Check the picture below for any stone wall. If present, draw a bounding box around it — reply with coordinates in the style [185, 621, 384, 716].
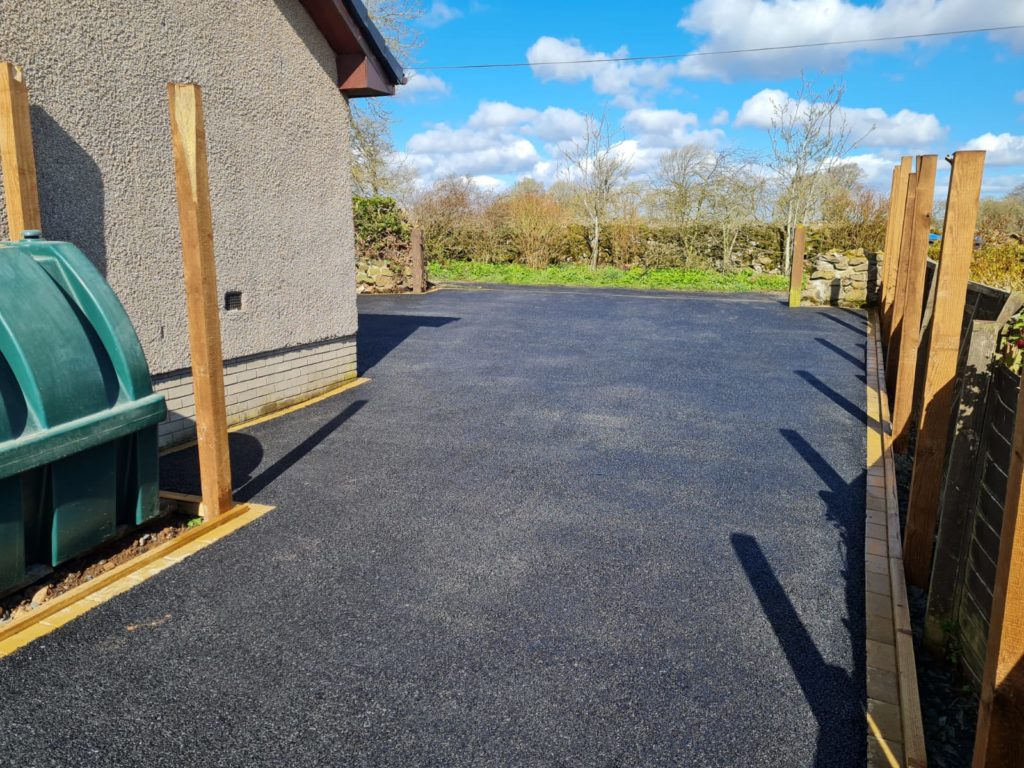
[802, 249, 882, 307]
[356, 257, 420, 294]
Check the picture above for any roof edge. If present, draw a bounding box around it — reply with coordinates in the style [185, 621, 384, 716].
[341, 0, 406, 86]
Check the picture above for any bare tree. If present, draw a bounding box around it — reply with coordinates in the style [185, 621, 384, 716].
[706, 159, 768, 269]
[560, 113, 632, 269]
[351, 0, 423, 198]
[656, 146, 765, 268]
[351, 105, 416, 201]
[657, 145, 728, 265]
[767, 74, 863, 275]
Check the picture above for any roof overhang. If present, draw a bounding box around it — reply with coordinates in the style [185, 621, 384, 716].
[299, 0, 406, 97]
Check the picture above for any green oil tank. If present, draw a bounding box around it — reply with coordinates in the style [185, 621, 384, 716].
[0, 232, 166, 593]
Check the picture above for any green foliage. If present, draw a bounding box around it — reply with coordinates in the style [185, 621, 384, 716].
[429, 261, 789, 293]
[969, 239, 1024, 292]
[418, 218, 872, 271]
[352, 196, 410, 262]
[186, 517, 204, 529]
[997, 311, 1024, 374]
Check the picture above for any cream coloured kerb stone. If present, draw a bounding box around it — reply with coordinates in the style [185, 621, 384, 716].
[153, 337, 357, 448]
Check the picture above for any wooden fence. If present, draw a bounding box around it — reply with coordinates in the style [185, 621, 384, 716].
[876, 152, 1024, 767]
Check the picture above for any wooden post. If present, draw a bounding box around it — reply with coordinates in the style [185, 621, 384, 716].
[974, 347, 1024, 763]
[411, 227, 425, 293]
[167, 83, 233, 519]
[891, 155, 938, 453]
[787, 225, 805, 308]
[886, 170, 919, 393]
[0, 63, 41, 240]
[903, 151, 986, 589]
[879, 165, 900, 325]
[881, 157, 913, 339]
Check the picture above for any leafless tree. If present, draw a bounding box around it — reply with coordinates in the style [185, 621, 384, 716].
[656, 146, 765, 268]
[351, 0, 423, 198]
[560, 113, 632, 269]
[767, 74, 864, 275]
[350, 105, 416, 200]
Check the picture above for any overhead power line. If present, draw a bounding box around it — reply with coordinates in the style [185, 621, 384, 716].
[416, 24, 1024, 71]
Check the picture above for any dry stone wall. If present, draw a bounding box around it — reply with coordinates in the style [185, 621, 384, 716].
[802, 248, 882, 307]
[357, 257, 418, 294]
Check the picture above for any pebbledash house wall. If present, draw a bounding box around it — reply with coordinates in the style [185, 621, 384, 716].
[0, 0, 361, 447]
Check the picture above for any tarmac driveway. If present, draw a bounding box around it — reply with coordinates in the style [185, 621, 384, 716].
[0, 285, 867, 767]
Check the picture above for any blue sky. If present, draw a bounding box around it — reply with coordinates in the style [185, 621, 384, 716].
[386, 0, 1024, 196]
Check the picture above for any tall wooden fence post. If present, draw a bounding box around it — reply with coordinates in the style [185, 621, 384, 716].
[167, 83, 233, 520]
[411, 227, 425, 294]
[881, 157, 913, 339]
[788, 225, 805, 308]
[886, 169, 919, 393]
[891, 155, 938, 452]
[0, 63, 41, 240]
[903, 151, 986, 588]
[974, 344, 1024, 765]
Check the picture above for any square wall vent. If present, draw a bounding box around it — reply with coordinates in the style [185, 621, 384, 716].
[224, 291, 243, 311]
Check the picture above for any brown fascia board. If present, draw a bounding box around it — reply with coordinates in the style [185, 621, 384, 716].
[298, 0, 405, 98]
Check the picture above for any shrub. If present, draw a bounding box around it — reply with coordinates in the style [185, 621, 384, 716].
[353, 196, 410, 261]
[969, 238, 1024, 291]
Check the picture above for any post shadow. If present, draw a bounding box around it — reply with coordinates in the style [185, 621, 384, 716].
[815, 338, 866, 370]
[795, 370, 869, 423]
[819, 313, 868, 335]
[729, 428, 866, 766]
[731, 533, 864, 767]
[159, 400, 366, 502]
[30, 107, 107, 275]
[357, 313, 458, 374]
[236, 400, 366, 501]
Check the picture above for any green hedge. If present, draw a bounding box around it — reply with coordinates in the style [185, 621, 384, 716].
[354, 196, 885, 270]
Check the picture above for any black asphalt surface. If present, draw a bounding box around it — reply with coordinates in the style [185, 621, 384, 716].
[0, 285, 868, 767]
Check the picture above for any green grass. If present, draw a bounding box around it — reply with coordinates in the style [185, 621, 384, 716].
[429, 261, 789, 294]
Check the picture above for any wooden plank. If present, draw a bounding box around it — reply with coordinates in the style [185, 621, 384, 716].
[411, 227, 425, 293]
[903, 151, 986, 589]
[788, 224, 806, 308]
[892, 155, 938, 453]
[881, 157, 913, 340]
[0, 62, 41, 240]
[886, 170, 919, 394]
[871, 312, 928, 768]
[879, 165, 900, 332]
[167, 83, 233, 520]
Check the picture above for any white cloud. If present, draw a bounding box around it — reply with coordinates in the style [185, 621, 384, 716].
[622, 108, 723, 149]
[526, 36, 676, 108]
[470, 175, 506, 192]
[735, 88, 945, 147]
[405, 123, 540, 179]
[466, 101, 588, 142]
[1015, 90, 1024, 104]
[421, 0, 462, 28]
[711, 108, 730, 126]
[395, 70, 451, 101]
[678, 0, 1024, 80]
[963, 132, 1024, 166]
[840, 152, 905, 189]
[405, 101, 726, 185]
